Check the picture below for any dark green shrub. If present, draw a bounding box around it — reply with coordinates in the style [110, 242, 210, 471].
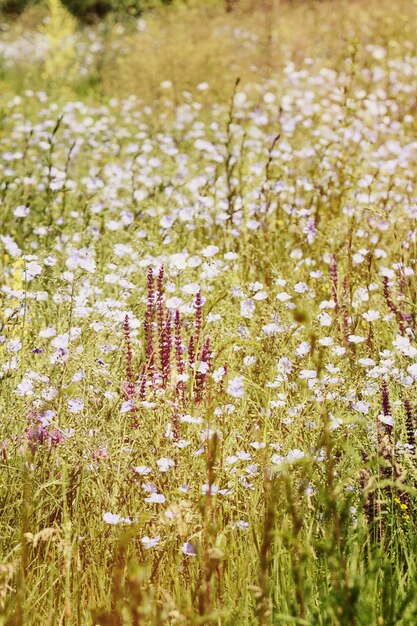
[0, 0, 173, 19]
[60, 0, 113, 21]
[0, 0, 31, 16]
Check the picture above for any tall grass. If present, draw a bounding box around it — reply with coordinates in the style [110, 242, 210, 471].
[1, 0, 417, 624]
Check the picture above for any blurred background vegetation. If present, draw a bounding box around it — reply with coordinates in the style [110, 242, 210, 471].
[0, 0, 351, 22]
[1, 0, 414, 107]
[0, 0, 171, 21]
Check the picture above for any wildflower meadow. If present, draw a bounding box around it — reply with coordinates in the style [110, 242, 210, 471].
[2, 0, 417, 624]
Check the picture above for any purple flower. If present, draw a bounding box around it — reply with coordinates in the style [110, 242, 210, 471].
[181, 541, 197, 557]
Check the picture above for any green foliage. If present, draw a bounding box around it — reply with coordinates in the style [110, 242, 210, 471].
[60, 0, 143, 21]
[0, 0, 174, 20]
[0, 0, 32, 16]
[1, 0, 417, 624]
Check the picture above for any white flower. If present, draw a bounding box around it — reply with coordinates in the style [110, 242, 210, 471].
[120, 400, 136, 413]
[202, 245, 219, 257]
[250, 442, 266, 450]
[145, 493, 166, 504]
[207, 313, 221, 323]
[240, 299, 255, 319]
[50, 348, 69, 364]
[393, 335, 417, 357]
[295, 342, 311, 357]
[234, 520, 250, 530]
[133, 465, 152, 475]
[16, 379, 33, 396]
[356, 288, 370, 303]
[294, 282, 308, 293]
[319, 337, 334, 346]
[0, 235, 21, 257]
[66, 248, 96, 273]
[68, 398, 84, 414]
[165, 297, 183, 309]
[201, 484, 219, 495]
[50, 178, 64, 191]
[379, 413, 394, 427]
[52, 334, 69, 349]
[14, 205, 30, 218]
[407, 363, 417, 378]
[103, 512, 121, 525]
[253, 291, 268, 301]
[141, 535, 160, 549]
[160, 215, 175, 229]
[380, 267, 395, 279]
[286, 449, 306, 463]
[157, 457, 175, 473]
[352, 401, 370, 414]
[227, 376, 244, 398]
[39, 327, 56, 338]
[363, 310, 380, 322]
[181, 542, 197, 556]
[181, 414, 204, 424]
[262, 323, 283, 335]
[39, 410, 55, 426]
[234, 91, 247, 106]
[182, 283, 200, 295]
[358, 358, 375, 367]
[277, 357, 292, 373]
[24, 261, 42, 281]
[6, 339, 21, 353]
[318, 312, 332, 326]
[348, 335, 365, 344]
[212, 366, 225, 382]
[299, 369, 317, 379]
[197, 361, 210, 374]
[276, 292, 292, 302]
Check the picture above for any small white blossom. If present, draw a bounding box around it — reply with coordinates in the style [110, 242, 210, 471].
[227, 376, 244, 398]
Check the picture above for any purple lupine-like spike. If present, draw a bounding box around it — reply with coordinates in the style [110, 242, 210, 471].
[174, 309, 187, 405]
[404, 399, 415, 449]
[122, 315, 140, 424]
[123, 314, 134, 383]
[174, 309, 185, 375]
[330, 253, 339, 314]
[194, 290, 203, 342]
[380, 380, 393, 436]
[122, 314, 138, 405]
[122, 380, 136, 400]
[342, 275, 350, 342]
[161, 309, 173, 387]
[188, 334, 196, 368]
[194, 337, 212, 403]
[139, 371, 147, 401]
[157, 265, 164, 297]
[144, 267, 155, 369]
[144, 270, 156, 381]
[156, 267, 166, 372]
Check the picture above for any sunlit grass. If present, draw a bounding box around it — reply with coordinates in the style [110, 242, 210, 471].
[1, 1, 417, 624]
